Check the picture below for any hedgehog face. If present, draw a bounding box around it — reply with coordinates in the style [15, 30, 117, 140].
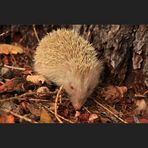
[64, 66, 100, 110]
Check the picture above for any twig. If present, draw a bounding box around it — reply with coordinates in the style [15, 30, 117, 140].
[27, 98, 50, 102]
[54, 85, 63, 123]
[83, 106, 91, 113]
[4, 64, 26, 71]
[134, 94, 146, 98]
[0, 108, 38, 123]
[0, 30, 9, 37]
[134, 90, 148, 98]
[94, 99, 128, 124]
[59, 95, 62, 104]
[133, 115, 140, 123]
[143, 90, 148, 95]
[33, 24, 40, 42]
[0, 92, 36, 102]
[43, 106, 74, 123]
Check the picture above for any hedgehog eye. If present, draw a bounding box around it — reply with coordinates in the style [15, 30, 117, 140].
[70, 85, 74, 90]
[87, 87, 91, 92]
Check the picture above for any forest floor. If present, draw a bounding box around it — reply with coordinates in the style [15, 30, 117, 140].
[0, 25, 147, 124]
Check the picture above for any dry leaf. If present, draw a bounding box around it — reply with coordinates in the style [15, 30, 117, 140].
[134, 99, 148, 115]
[75, 111, 81, 118]
[78, 113, 90, 123]
[0, 77, 24, 93]
[139, 118, 148, 123]
[100, 117, 111, 123]
[2, 56, 9, 65]
[22, 67, 33, 75]
[63, 109, 69, 117]
[21, 102, 41, 117]
[88, 114, 98, 123]
[49, 103, 57, 111]
[0, 67, 10, 76]
[26, 75, 47, 85]
[0, 44, 23, 54]
[37, 86, 50, 97]
[0, 114, 15, 123]
[124, 117, 134, 123]
[101, 85, 127, 102]
[39, 108, 53, 123]
[21, 102, 28, 111]
[125, 116, 148, 123]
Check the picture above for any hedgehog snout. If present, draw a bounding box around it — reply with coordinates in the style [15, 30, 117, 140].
[70, 95, 87, 110]
[72, 103, 82, 110]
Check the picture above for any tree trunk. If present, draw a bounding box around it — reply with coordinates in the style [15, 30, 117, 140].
[71, 25, 148, 93]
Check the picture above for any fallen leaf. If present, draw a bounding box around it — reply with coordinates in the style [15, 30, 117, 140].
[63, 109, 69, 117]
[100, 117, 111, 123]
[116, 86, 128, 97]
[1, 102, 17, 111]
[21, 102, 28, 111]
[134, 99, 148, 115]
[0, 77, 25, 93]
[39, 108, 53, 123]
[78, 113, 90, 123]
[22, 67, 33, 75]
[0, 44, 24, 54]
[21, 102, 41, 117]
[139, 118, 148, 123]
[37, 86, 50, 97]
[13, 32, 23, 43]
[26, 75, 47, 85]
[101, 85, 127, 102]
[27, 103, 41, 117]
[49, 103, 56, 111]
[124, 117, 134, 123]
[75, 111, 81, 118]
[2, 56, 9, 65]
[0, 114, 15, 123]
[88, 114, 98, 123]
[0, 67, 10, 76]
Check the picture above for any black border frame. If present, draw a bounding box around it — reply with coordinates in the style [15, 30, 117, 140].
[0, 0, 148, 147]
[0, 124, 148, 147]
[0, 0, 148, 24]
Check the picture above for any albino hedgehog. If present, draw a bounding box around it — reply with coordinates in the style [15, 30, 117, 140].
[34, 28, 103, 110]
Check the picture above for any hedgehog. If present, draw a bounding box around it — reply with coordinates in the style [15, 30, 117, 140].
[34, 28, 103, 110]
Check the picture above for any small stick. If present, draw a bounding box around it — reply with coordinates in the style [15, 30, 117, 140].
[133, 115, 140, 123]
[33, 24, 40, 42]
[0, 30, 9, 37]
[59, 94, 62, 104]
[83, 106, 91, 113]
[143, 90, 148, 95]
[44, 106, 74, 123]
[1, 97, 49, 102]
[94, 99, 128, 124]
[27, 98, 50, 102]
[0, 92, 36, 102]
[133, 90, 148, 98]
[0, 108, 38, 123]
[4, 64, 25, 71]
[54, 85, 63, 123]
[134, 94, 146, 98]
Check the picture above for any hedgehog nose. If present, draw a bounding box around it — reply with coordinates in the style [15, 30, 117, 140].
[73, 104, 82, 110]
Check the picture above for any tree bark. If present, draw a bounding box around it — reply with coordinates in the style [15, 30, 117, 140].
[72, 25, 148, 93]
